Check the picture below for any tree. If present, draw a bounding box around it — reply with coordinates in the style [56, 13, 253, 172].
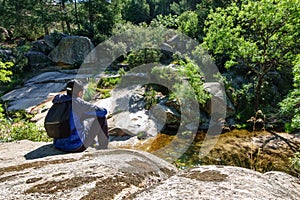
[122, 0, 151, 24]
[195, 0, 233, 42]
[170, 0, 202, 14]
[0, 0, 61, 40]
[204, 0, 300, 113]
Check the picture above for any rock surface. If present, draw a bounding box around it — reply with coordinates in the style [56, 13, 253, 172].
[134, 165, 300, 200]
[0, 140, 176, 200]
[26, 50, 51, 68]
[1, 70, 77, 111]
[48, 36, 95, 65]
[0, 140, 299, 200]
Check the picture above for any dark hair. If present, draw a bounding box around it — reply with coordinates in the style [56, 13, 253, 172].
[66, 80, 84, 95]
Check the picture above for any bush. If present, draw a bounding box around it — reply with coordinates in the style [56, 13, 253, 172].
[0, 119, 51, 142]
[97, 76, 120, 89]
[84, 79, 97, 101]
[151, 59, 210, 107]
[0, 110, 51, 142]
[0, 60, 13, 83]
[126, 48, 162, 69]
[289, 151, 300, 173]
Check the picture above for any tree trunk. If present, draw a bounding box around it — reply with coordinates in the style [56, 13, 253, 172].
[254, 74, 264, 111]
[147, 0, 155, 20]
[74, 0, 80, 30]
[88, 0, 94, 24]
[61, 0, 71, 33]
[60, 2, 65, 32]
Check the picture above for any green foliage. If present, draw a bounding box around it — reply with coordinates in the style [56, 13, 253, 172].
[112, 22, 168, 56]
[151, 59, 210, 107]
[0, 0, 121, 42]
[290, 151, 300, 170]
[0, 1, 56, 40]
[98, 76, 121, 89]
[83, 79, 97, 101]
[177, 11, 199, 39]
[204, 0, 300, 118]
[0, 119, 50, 142]
[0, 45, 30, 94]
[127, 48, 162, 68]
[122, 0, 151, 24]
[11, 45, 30, 73]
[0, 104, 5, 119]
[0, 60, 13, 83]
[174, 60, 210, 106]
[280, 55, 300, 132]
[144, 85, 157, 110]
[0, 109, 51, 142]
[170, 0, 201, 14]
[232, 83, 255, 122]
[150, 14, 178, 29]
[118, 67, 126, 76]
[97, 89, 111, 99]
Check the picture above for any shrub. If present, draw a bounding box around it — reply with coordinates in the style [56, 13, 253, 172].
[97, 76, 120, 89]
[0, 119, 51, 142]
[0, 60, 13, 83]
[126, 48, 162, 69]
[290, 151, 300, 171]
[84, 79, 97, 101]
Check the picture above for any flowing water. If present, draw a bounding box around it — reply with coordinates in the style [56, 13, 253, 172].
[114, 129, 300, 176]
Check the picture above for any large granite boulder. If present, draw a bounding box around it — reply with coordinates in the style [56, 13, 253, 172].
[104, 86, 160, 138]
[203, 82, 235, 117]
[31, 40, 53, 55]
[44, 32, 67, 49]
[48, 36, 95, 65]
[26, 50, 51, 68]
[0, 140, 299, 199]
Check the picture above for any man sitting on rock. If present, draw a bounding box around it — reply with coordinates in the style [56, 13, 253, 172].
[53, 79, 108, 152]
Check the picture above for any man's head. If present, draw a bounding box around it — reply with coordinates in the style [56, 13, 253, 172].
[66, 80, 84, 97]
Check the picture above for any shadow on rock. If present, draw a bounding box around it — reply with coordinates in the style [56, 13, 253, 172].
[24, 144, 66, 160]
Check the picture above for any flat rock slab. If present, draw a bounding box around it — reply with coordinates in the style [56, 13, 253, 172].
[0, 140, 176, 200]
[135, 165, 300, 200]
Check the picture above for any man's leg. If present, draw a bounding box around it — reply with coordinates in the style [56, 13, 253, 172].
[95, 116, 109, 149]
[83, 117, 108, 149]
